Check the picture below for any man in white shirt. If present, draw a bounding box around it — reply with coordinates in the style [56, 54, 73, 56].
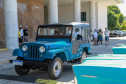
[104, 28, 110, 46]
[74, 28, 79, 40]
[93, 30, 98, 46]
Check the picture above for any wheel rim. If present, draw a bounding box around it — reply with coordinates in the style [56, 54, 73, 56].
[21, 69, 28, 72]
[20, 66, 29, 72]
[53, 61, 61, 77]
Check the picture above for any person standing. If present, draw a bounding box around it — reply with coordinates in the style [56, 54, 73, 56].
[19, 25, 24, 42]
[90, 30, 94, 41]
[93, 30, 98, 46]
[97, 29, 99, 45]
[104, 28, 110, 46]
[23, 26, 29, 42]
[98, 29, 103, 45]
[18, 28, 22, 46]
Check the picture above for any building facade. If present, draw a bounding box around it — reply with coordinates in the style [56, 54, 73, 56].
[0, 0, 124, 49]
[0, 0, 44, 49]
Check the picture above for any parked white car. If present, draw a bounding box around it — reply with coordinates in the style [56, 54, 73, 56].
[117, 31, 124, 37]
[122, 31, 126, 36]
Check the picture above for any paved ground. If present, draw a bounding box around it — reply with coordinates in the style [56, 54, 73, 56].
[0, 36, 126, 84]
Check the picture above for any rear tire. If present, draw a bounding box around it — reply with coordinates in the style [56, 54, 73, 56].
[15, 57, 30, 76]
[48, 57, 63, 80]
[80, 51, 87, 64]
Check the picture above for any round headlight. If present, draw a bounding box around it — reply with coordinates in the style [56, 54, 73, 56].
[22, 45, 28, 52]
[39, 46, 45, 53]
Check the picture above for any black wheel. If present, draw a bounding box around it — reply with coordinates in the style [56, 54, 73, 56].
[80, 51, 87, 64]
[15, 57, 30, 76]
[48, 57, 63, 80]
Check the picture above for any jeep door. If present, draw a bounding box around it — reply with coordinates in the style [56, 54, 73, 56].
[71, 27, 90, 59]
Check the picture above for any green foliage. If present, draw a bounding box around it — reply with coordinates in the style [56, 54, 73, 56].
[122, 21, 126, 30]
[35, 79, 58, 84]
[108, 5, 125, 30]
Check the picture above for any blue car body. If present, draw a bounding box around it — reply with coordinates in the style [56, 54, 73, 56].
[112, 44, 126, 54]
[73, 54, 126, 84]
[13, 39, 91, 62]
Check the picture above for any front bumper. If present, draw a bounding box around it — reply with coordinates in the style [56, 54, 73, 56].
[10, 60, 47, 67]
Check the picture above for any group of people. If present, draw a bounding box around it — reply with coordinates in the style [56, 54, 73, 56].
[93, 28, 110, 46]
[18, 25, 29, 46]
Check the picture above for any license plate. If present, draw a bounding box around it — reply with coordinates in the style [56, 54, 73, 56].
[13, 60, 23, 66]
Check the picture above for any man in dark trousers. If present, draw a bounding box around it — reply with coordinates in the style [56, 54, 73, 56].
[23, 26, 29, 42]
[98, 29, 103, 45]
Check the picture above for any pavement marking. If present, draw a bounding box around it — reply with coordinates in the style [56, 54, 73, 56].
[0, 61, 9, 63]
[0, 48, 8, 51]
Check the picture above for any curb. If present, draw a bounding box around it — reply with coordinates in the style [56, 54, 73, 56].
[0, 61, 9, 63]
[0, 48, 8, 51]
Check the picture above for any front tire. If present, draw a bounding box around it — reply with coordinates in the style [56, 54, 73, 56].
[15, 57, 30, 76]
[80, 51, 87, 64]
[48, 57, 63, 80]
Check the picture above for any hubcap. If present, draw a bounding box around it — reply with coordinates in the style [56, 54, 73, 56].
[53, 61, 61, 77]
[20, 66, 29, 72]
[21, 69, 28, 72]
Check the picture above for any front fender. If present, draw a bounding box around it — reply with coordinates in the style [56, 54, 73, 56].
[12, 49, 23, 57]
[45, 49, 66, 60]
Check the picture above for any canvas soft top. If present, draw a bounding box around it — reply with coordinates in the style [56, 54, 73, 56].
[38, 22, 90, 28]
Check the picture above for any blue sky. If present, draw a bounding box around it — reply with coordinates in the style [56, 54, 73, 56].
[117, 0, 126, 16]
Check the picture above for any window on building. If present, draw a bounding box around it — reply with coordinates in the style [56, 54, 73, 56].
[81, 12, 86, 21]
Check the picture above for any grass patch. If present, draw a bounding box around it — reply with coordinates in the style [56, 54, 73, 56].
[35, 79, 58, 84]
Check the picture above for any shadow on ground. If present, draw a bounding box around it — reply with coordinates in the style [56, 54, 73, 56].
[0, 63, 74, 83]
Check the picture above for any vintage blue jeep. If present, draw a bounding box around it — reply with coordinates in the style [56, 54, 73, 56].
[10, 22, 91, 79]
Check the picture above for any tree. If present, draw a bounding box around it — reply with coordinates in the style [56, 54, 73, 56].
[122, 21, 126, 30]
[108, 5, 125, 30]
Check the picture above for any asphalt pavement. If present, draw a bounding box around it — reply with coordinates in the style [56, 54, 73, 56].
[0, 36, 126, 84]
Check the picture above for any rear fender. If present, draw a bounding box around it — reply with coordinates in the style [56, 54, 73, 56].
[80, 43, 91, 54]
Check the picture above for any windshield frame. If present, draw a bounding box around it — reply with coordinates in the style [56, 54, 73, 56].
[36, 25, 73, 42]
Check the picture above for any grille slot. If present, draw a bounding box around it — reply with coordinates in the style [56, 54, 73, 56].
[28, 45, 39, 60]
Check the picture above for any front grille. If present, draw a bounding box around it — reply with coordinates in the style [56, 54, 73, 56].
[28, 45, 39, 60]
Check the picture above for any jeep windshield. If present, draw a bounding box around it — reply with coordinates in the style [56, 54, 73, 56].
[38, 27, 72, 36]
[36, 27, 72, 41]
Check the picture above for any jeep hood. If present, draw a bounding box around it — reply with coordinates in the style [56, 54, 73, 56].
[23, 41, 70, 50]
